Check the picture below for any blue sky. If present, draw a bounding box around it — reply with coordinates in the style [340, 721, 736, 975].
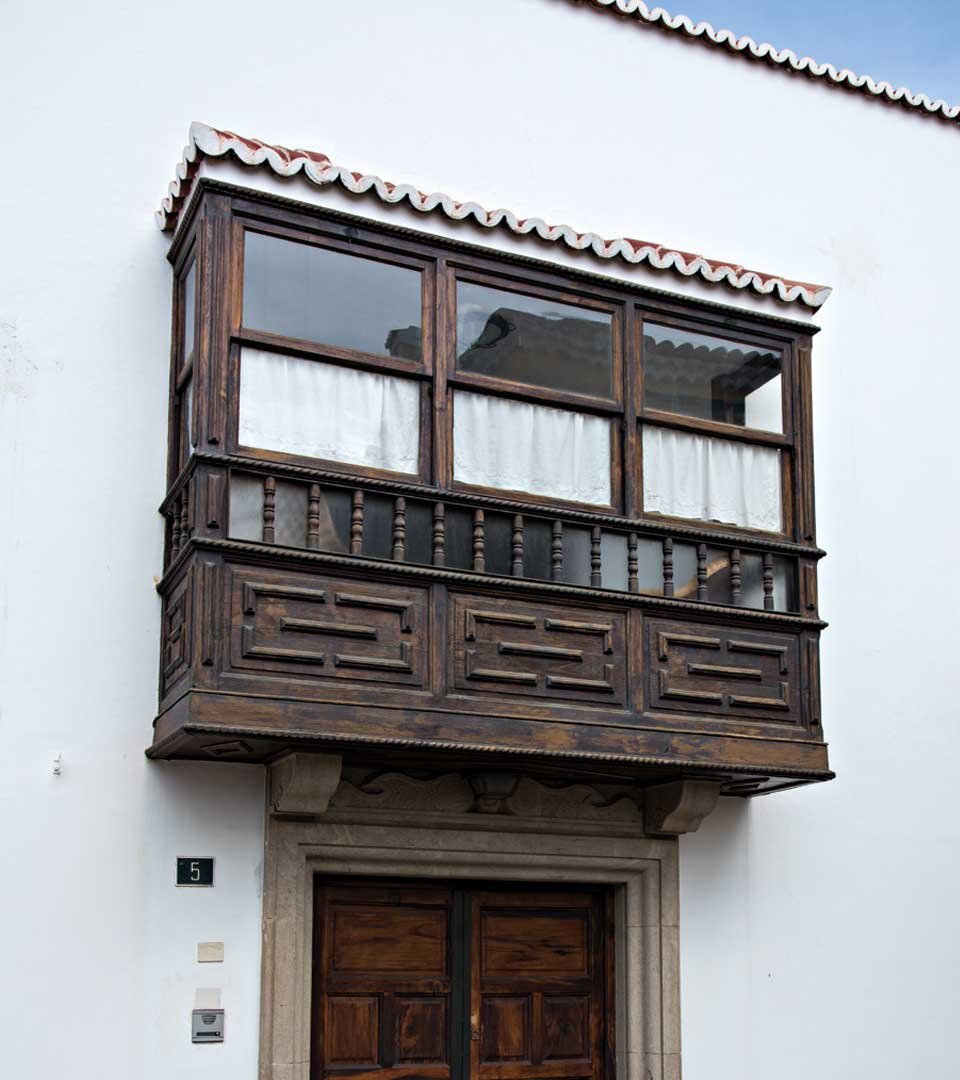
[676, 1, 960, 105]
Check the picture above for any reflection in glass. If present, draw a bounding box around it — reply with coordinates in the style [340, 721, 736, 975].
[600, 532, 628, 592]
[445, 508, 475, 570]
[522, 518, 553, 580]
[274, 482, 308, 548]
[182, 261, 197, 363]
[229, 474, 263, 542]
[643, 323, 783, 433]
[243, 231, 422, 359]
[405, 501, 433, 565]
[361, 494, 394, 560]
[457, 282, 613, 398]
[562, 527, 592, 586]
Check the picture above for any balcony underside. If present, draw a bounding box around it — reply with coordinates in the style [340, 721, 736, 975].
[151, 544, 831, 796]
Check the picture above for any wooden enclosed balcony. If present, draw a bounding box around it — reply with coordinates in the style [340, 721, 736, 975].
[150, 184, 831, 797]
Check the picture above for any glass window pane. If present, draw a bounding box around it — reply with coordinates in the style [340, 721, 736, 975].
[522, 518, 553, 580]
[182, 261, 197, 363]
[229, 474, 264, 542]
[643, 322, 783, 433]
[361, 494, 394, 559]
[239, 348, 420, 475]
[561, 526, 592, 586]
[243, 231, 422, 360]
[457, 282, 613, 398]
[599, 532, 628, 592]
[454, 391, 611, 506]
[642, 426, 782, 532]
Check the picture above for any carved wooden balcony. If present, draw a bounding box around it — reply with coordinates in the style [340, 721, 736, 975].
[150, 185, 831, 797]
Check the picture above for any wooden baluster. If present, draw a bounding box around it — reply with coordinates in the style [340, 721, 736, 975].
[697, 542, 708, 601]
[763, 551, 775, 610]
[171, 497, 182, 555]
[551, 521, 563, 581]
[350, 490, 364, 554]
[730, 548, 742, 606]
[307, 484, 321, 549]
[512, 515, 524, 577]
[262, 476, 276, 544]
[432, 502, 446, 566]
[662, 537, 674, 597]
[590, 526, 602, 587]
[627, 532, 639, 594]
[179, 487, 190, 548]
[473, 509, 485, 572]
[392, 496, 406, 561]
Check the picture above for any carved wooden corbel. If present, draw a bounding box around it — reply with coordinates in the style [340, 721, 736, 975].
[270, 752, 343, 816]
[644, 779, 722, 836]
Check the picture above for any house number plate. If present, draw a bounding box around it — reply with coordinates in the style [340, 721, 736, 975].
[176, 857, 215, 887]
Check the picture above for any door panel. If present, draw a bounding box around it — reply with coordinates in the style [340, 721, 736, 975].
[312, 881, 610, 1080]
[313, 882, 454, 1080]
[471, 891, 606, 1080]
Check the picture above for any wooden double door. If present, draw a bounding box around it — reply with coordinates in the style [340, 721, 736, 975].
[312, 879, 613, 1080]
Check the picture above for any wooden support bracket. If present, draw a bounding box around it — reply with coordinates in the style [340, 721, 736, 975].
[644, 779, 723, 836]
[270, 752, 343, 816]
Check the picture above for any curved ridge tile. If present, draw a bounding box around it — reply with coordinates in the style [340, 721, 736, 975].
[576, 0, 960, 122]
[157, 122, 832, 310]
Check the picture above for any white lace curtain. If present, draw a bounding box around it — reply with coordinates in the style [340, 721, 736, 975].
[642, 425, 782, 532]
[453, 391, 611, 506]
[238, 347, 420, 474]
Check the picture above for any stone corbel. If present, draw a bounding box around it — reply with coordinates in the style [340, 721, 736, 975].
[644, 779, 722, 836]
[270, 752, 343, 816]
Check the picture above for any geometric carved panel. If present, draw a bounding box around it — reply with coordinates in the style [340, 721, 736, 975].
[229, 566, 427, 688]
[646, 617, 801, 725]
[160, 567, 191, 696]
[451, 593, 626, 706]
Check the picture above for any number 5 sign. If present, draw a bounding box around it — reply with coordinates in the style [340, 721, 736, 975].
[176, 857, 215, 887]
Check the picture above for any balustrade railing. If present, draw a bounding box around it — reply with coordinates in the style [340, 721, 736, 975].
[168, 465, 801, 613]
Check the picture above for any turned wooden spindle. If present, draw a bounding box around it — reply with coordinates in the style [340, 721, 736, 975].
[432, 502, 446, 566]
[627, 532, 639, 594]
[473, 509, 486, 572]
[662, 536, 674, 597]
[262, 476, 276, 544]
[590, 526, 602, 588]
[178, 487, 190, 550]
[763, 551, 775, 610]
[696, 543, 708, 601]
[730, 548, 742, 606]
[551, 521, 563, 581]
[512, 515, 524, 577]
[350, 490, 364, 554]
[307, 484, 321, 549]
[392, 496, 406, 561]
[171, 499, 182, 555]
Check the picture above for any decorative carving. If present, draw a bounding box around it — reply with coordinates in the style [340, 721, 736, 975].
[648, 618, 800, 723]
[644, 779, 722, 835]
[271, 752, 343, 815]
[233, 570, 426, 686]
[161, 568, 191, 693]
[454, 596, 625, 704]
[329, 770, 644, 824]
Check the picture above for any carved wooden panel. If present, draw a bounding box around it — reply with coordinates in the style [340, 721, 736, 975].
[229, 567, 427, 687]
[161, 568, 192, 696]
[451, 594, 626, 705]
[646, 617, 802, 724]
[314, 882, 452, 1080]
[471, 889, 606, 1080]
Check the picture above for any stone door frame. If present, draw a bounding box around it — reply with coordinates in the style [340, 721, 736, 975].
[259, 759, 682, 1080]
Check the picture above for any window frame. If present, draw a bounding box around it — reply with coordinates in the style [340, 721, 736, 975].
[171, 192, 815, 547]
[635, 308, 798, 540]
[227, 216, 437, 485]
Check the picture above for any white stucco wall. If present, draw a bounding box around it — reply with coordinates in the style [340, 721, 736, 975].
[2, 1, 958, 1077]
